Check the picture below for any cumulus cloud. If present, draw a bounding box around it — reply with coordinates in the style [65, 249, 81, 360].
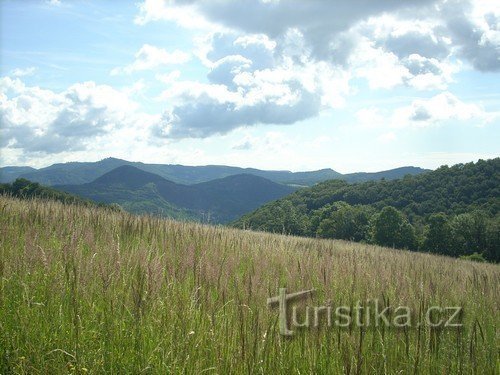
[111, 44, 190, 75]
[394, 92, 496, 126]
[135, 0, 218, 29]
[354, 92, 497, 130]
[0, 77, 143, 154]
[137, 0, 498, 73]
[130, 1, 500, 139]
[153, 74, 323, 138]
[150, 27, 351, 138]
[136, 0, 434, 48]
[442, 0, 500, 71]
[207, 55, 253, 87]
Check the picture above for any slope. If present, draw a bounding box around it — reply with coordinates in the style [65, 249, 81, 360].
[233, 158, 500, 260]
[1, 195, 498, 373]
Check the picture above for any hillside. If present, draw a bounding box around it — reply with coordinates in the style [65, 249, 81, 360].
[0, 166, 36, 182]
[0, 178, 112, 209]
[0, 157, 428, 186]
[1, 196, 498, 373]
[56, 165, 296, 223]
[234, 158, 500, 261]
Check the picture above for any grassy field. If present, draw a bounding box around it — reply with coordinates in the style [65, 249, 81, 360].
[0, 196, 498, 374]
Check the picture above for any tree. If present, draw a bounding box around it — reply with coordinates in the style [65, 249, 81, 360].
[423, 213, 451, 255]
[449, 212, 487, 257]
[372, 206, 416, 250]
[316, 202, 372, 242]
[11, 178, 32, 195]
[484, 218, 499, 263]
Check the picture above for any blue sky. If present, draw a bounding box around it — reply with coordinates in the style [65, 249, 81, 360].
[1, 0, 499, 172]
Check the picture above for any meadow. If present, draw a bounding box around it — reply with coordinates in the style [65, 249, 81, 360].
[0, 196, 498, 374]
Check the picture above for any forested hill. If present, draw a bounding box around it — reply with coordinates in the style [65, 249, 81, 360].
[56, 165, 296, 223]
[0, 178, 114, 209]
[233, 158, 500, 262]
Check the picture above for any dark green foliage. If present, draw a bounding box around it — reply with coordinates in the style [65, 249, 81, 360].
[449, 212, 488, 257]
[234, 158, 500, 261]
[372, 207, 416, 250]
[484, 219, 500, 262]
[314, 202, 373, 242]
[423, 213, 451, 254]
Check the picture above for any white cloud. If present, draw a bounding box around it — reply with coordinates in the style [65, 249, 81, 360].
[150, 27, 352, 139]
[133, 0, 498, 139]
[153, 73, 322, 138]
[207, 55, 253, 87]
[111, 44, 190, 75]
[0, 77, 150, 154]
[134, 0, 220, 30]
[403, 54, 458, 90]
[155, 70, 181, 84]
[394, 92, 496, 127]
[352, 39, 411, 89]
[10, 67, 37, 77]
[354, 92, 497, 131]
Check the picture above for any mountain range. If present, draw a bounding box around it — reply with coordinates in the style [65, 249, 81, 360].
[55, 165, 296, 223]
[0, 157, 428, 186]
[1, 158, 430, 223]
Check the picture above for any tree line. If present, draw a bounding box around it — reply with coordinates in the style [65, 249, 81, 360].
[234, 159, 500, 262]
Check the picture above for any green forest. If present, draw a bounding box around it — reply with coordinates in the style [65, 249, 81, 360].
[234, 159, 500, 262]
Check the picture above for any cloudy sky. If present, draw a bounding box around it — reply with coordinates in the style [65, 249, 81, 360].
[1, 0, 499, 172]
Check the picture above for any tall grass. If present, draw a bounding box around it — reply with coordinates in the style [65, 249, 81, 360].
[0, 196, 498, 373]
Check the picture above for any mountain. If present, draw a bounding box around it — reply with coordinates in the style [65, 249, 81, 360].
[180, 174, 297, 221]
[9, 158, 130, 185]
[3, 157, 428, 186]
[56, 165, 296, 223]
[93, 164, 169, 188]
[233, 158, 500, 261]
[0, 166, 37, 183]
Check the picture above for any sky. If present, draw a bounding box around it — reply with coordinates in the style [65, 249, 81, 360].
[1, 0, 499, 173]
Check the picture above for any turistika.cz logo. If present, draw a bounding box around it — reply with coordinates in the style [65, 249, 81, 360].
[267, 288, 463, 337]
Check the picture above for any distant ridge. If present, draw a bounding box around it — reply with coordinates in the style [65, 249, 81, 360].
[56, 165, 296, 223]
[0, 157, 429, 186]
[343, 166, 428, 183]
